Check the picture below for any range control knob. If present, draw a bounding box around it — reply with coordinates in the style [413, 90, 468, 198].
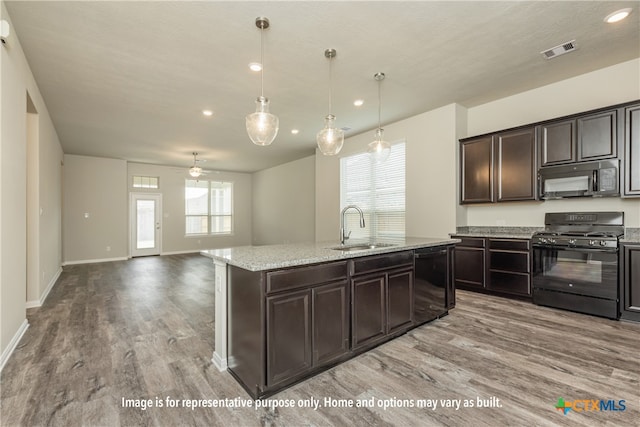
[539, 238, 548, 244]
[549, 238, 557, 244]
[568, 239, 577, 245]
[599, 240, 608, 247]
[589, 240, 597, 246]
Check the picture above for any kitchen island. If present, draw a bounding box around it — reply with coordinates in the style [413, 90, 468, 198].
[204, 237, 459, 398]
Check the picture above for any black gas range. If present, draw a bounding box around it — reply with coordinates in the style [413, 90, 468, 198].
[532, 212, 623, 319]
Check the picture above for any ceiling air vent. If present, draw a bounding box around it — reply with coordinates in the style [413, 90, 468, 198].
[541, 40, 577, 60]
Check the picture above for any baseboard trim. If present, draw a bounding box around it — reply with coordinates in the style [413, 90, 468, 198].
[62, 257, 127, 266]
[25, 267, 63, 309]
[161, 250, 202, 256]
[0, 320, 29, 372]
[212, 351, 228, 372]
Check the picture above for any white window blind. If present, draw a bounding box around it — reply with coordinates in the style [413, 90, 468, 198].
[340, 142, 405, 241]
[185, 180, 233, 235]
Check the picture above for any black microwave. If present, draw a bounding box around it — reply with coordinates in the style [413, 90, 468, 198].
[538, 159, 619, 199]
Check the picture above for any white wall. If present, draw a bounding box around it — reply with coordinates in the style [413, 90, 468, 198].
[316, 104, 462, 241]
[127, 162, 252, 253]
[1, 1, 64, 366]
[63, 155, 128, 263]
[464, 58, 640, 228]
[252, 156, 315, 245]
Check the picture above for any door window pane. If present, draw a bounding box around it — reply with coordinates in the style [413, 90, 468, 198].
[136, 199, 156, 249]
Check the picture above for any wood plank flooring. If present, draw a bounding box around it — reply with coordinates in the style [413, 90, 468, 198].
[1, 254, 638, 426]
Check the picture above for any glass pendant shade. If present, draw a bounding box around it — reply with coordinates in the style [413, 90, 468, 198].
[367, 128, 391, 162]
[189, 165, 202, 178]
[316, 114, 344, 156]
[246, 96, 279, 146]
[246, 17, 278, 146]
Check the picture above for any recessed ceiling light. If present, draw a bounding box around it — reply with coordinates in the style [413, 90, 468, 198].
[353, 99, 364, 107]
[604, 8, 632, 23]
[249, 62, 262, 72]
[291, 129, 299, 135]
[202, 110, 213, 116]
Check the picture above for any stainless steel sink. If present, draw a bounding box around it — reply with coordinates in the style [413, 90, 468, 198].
[330, 242, 396, 251]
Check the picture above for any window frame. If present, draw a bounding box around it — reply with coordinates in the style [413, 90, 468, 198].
[185, 179, 234, 236]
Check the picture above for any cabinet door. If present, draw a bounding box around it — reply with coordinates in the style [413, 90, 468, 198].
[454, 246, 485, 288]
[461, 136, 494, 203]
[624, 104, 640, 197]
[577, 110, 617, 161]
[495, 127, 537, 201]
[621, 245, 640, 321]
[352, 274, 386, 350]
[312, 281, 349, 366]
[266, 290, 311, 387]
[539, 119, 575, 166]
[387, 269, 414, 334]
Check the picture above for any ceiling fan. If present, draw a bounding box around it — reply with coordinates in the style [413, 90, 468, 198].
[189, 152, 204, 178]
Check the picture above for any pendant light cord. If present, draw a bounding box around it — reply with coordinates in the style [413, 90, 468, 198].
[328, 55, 333, 114]
[260, 25, 265, 98]
[377, 78, 382, 130]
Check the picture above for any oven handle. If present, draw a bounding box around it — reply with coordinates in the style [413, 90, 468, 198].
[532, 245, 618, 254]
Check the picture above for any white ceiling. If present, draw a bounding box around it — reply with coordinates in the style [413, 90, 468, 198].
[5, 1, 639, 173]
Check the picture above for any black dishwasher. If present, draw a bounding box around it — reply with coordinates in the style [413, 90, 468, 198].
[414, 246, 452, 325]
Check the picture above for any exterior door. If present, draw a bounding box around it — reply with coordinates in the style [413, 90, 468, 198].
[130, 193, 162, 257]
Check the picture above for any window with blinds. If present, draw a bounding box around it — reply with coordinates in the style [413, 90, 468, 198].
[340, 142, 405, 240]
[185, 180, 233, 235]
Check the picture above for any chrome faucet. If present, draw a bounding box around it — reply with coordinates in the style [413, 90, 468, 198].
[340, 205, 366, 245]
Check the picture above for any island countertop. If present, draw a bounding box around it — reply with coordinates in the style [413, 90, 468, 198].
[202, 236, 459, 271]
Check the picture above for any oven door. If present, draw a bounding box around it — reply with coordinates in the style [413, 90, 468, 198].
[532, 246, 618, 299]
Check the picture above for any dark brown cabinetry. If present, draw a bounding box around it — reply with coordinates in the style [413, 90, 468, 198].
[620, 244, 640, 322]
[495, 128, 538, 201]
[460, 127, 537, 204]
[461, 136, 494, 203]
[539, 109, 618, 167]
[454, 237, 532, 298]
[350, 251, 414, 351]
[487, 239, 531, 297]
[266, 279, 350, 388]
[454, 237, 486, 289]
[624, 104, 640, 197]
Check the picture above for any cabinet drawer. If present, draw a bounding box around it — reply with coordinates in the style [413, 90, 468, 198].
[350, 251, 414, 276]
[489, 251, 530, 273]
[456, 237, 485, 248]
[489, 239, 530, 251]
[266, 261, 348, 294]
[487, 271, 531, 296]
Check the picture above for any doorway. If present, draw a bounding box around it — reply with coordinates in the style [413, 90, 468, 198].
[130, 193, 162, 257]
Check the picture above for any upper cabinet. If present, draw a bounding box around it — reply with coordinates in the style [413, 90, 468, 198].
[460, 127, 536, 204]
[539, 109, 618, 167]
[624, 103, 640, 197]
[495, 128, 537, 202]
[460, 136, 494, 203]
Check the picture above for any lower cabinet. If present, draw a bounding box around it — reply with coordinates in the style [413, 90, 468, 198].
[454, 236, 532, 298]
[228, 247, 451, 398]
[266, 280, 349, 388]
[487, 239, 531, 297]
[351, 251, 414, 351]
[620, 244, 640, 321]
[454, 238, 486, 289]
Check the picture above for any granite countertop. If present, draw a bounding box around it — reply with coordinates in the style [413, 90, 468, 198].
[451, 226, 544, 239]
[202, 237, 459, 271]
[621, 228, 640, 243]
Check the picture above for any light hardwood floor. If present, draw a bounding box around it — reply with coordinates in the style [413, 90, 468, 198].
[1, 254, 638, 426]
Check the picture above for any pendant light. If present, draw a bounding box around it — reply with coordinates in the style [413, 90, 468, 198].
[316, 48, 344, 156]
[367, 72, 391, 162]
[189, 152, 202, 178]
[246, 17, 279, 146]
